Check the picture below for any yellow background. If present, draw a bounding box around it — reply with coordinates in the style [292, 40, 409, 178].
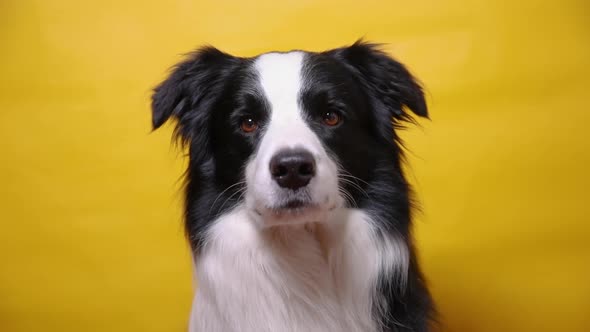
[1, 0, 589, 331]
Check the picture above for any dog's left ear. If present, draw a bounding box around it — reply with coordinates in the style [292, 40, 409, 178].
[328, 40, 428, 125]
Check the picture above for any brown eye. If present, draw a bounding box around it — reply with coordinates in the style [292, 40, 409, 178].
[240, 117, 258, 133]
[322, 111, 341, 126]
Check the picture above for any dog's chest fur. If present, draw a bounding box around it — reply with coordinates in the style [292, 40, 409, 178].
[190, 206, 383, 332]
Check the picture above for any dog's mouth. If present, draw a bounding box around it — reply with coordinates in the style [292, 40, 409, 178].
[253, 197, 323, 222]
[282, 199, 308, 209]
[269, 189, 313, 211]
[249, 187, 336, 225]
[254, 198, 311, 214]
[272, 199, 317, 215]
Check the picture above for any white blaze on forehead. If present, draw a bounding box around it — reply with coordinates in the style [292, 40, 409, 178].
[255, 51, 323, 163]
[254, 51, 304, 115]
[247, 51, 340, 223]
[253, 51, 318, 156]
[254, 51, 314, 152]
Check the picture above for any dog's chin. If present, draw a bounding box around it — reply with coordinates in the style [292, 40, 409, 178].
[250, 199, 334, 228]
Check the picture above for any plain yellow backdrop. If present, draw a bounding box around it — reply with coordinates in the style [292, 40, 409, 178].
[1, 0, 589, 331]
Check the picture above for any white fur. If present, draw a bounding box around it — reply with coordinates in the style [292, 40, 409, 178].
[190, 205, 408, 332]
[245, 52, 340, 227]
[188, 52, 409, 331]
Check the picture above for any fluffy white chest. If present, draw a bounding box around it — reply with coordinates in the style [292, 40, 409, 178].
[189, 206, 388, 332]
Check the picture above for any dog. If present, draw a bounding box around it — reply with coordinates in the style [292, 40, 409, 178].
[151, 40, 434, 332]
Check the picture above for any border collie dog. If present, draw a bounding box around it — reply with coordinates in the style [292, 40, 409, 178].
[151, 41, 434, 332]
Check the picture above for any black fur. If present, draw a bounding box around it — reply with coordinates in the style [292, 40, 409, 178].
[304, 42, 434, 331]
[152, 40, 434, 332]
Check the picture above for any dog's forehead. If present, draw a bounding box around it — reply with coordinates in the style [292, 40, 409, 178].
[253, 52, 305, 112]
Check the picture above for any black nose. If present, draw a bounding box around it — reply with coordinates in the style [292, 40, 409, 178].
[269, 149, 316, 190]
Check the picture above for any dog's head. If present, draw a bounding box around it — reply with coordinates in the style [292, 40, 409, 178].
[152, 41, 427, 230]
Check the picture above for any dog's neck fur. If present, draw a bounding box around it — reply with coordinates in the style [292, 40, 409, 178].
[190, 205, 403, 332]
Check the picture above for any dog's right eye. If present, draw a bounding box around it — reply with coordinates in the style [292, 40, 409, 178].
[240, 117, 258, 133]
[322, 111, 341, 127]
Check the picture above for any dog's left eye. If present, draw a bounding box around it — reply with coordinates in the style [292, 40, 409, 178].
[322, 111, 341, 126]
[240, 117, 258, 133]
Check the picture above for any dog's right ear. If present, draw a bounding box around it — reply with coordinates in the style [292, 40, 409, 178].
[151, 46, 237, 140]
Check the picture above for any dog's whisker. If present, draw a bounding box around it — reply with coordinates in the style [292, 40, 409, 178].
[338, 187, 358, 208]
[208, 181, 247, 217]
[214, 187, 248, 219]
[338, 177, 370, 198]
[338, 172, 370, 186]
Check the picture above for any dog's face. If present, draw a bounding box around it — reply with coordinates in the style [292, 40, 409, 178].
[152, 41, 427, 230]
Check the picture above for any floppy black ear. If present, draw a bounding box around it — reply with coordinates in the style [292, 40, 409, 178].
[328, 40, 428, 122]
[151, 46, 237, 142]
